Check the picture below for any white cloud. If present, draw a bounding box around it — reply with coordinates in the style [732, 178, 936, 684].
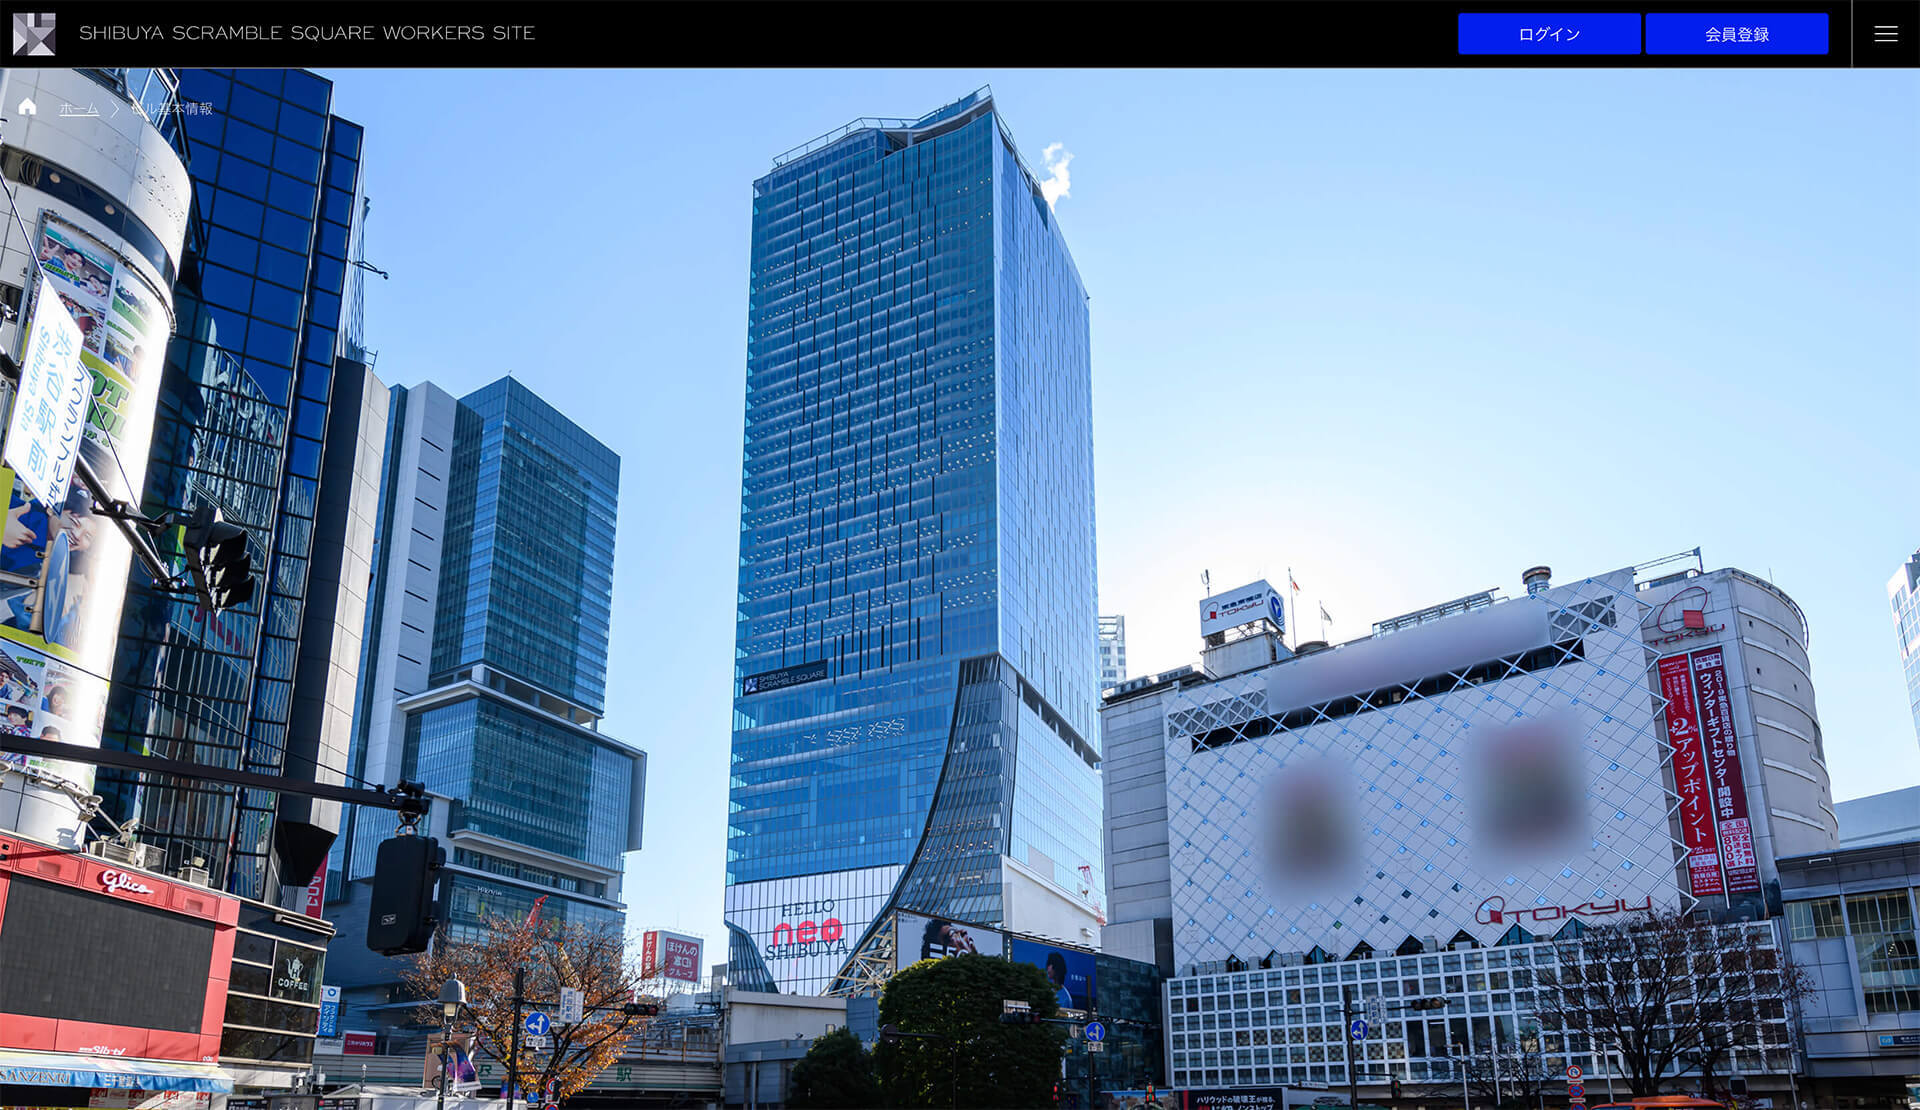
[1039, 142, 1073, 210]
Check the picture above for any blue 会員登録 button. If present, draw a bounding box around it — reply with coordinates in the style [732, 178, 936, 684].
[1458, 13, 1643, 54]
[1644, 13, 1829, 53]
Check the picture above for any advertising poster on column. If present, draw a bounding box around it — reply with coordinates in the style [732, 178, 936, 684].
[1689, 647, 1760, 894]
[1657, 653, 1724, 897]
[895, 910, 1004, 966]
[0, 215, 170, 832]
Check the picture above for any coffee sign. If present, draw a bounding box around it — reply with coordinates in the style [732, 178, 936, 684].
[269, 943, 324, 1004]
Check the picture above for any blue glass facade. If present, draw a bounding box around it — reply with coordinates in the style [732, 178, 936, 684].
[728, 90, 1103, 992]
[433, 378, 618, 713]
[100, 67, 369, 901]
[336, 373, 637, 946]
[404, 697, 632, 872]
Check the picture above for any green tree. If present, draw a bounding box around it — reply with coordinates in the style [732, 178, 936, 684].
[875, 953, 1065, 1109]
[789, 1027, 882, 1110]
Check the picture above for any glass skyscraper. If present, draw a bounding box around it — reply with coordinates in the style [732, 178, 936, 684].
[726, 89, 1104, 995]
[98, 67, 383, 904]
[325, 376, 643, 1035]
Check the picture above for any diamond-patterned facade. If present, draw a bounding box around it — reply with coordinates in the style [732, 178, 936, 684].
[1162, 570, 1688, 971]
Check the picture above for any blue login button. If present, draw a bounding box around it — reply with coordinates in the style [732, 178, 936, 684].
[1645, 13, 1829, 53]
[1458, 12, 1643, 54]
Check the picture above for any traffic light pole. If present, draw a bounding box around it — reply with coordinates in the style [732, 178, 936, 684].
[508, 966, 525, 1110]
[1344, 986, 1360, 1110]
[1087, 1009, 1097, 1110]
[0, 733, 427, 814]
[4, 346, 253, 614]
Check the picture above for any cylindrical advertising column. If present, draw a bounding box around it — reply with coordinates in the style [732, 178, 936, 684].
[0, 68, 190, 846]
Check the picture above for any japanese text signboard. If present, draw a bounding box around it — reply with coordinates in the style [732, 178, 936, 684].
[1658, 654, 1724, 896]
[1690, 647, 1759, 894]
[4, 274, 87, 507]
[640, 930, 703, 983]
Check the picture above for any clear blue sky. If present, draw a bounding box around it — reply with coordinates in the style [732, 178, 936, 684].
[324, 68, 1919, 960]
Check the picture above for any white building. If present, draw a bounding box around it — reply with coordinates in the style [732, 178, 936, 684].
[0, 68, 190, 846]
[1888, 551, 1920, 747]
[1102, 556, 1837, 1093]
[1102, 615, 1129, 691]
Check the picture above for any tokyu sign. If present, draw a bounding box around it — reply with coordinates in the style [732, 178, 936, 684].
[1200, 579, 1283, 638]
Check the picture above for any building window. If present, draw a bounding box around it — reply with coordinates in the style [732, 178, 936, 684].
[1785, 898, 1845, 940]
[1845, 891, 1920, 1014]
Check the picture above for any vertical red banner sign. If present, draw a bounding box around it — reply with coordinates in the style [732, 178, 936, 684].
[1657, 654, 1724, 896]
[303, 866, 326, 918]
[1690, 647, 1759, 893]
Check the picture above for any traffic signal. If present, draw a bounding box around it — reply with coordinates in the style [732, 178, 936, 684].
[1407, 996, 1449, 1011]
[367, 834, 443, 955]
[183, 504, 254, 612]
[1392, 1079, 1404, 1100]
[1000, 1011, 1042, 1024]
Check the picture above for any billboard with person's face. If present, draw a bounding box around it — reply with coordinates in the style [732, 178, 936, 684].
[896, 911, 1004, 966]
[1009, 937, 1095, 1013]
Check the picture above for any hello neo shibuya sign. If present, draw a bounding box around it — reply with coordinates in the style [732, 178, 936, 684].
[763, 900, 847, 961]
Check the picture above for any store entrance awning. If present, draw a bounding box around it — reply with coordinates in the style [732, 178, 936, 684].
[0, 1049, 234, 1092]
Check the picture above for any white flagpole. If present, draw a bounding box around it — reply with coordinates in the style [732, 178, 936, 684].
[1286, 568, 1295, 649]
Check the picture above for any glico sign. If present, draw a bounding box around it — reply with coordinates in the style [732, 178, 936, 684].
[1642, 585, 1724, 647]
[765, 900, 848, 962]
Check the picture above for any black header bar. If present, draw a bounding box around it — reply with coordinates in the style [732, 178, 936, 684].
[3, 0, 1916, 68]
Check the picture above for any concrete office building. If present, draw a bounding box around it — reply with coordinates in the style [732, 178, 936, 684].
[1839, 786, 1920, 850]
[325, 376, 645, 1039]
[1777, 842, 1920, 1108]
[1101, 555, 1838, 1093]
[727, 88, 1104, 997]
[1889, 551, 1920, 748]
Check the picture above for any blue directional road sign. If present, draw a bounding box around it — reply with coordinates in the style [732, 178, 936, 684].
[524, 1011, 551, 1037]
[1084, 1021, 1106, 1043]
[1350, 1018, 1369, 1041]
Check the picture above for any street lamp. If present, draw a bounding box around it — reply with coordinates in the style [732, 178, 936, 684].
[436, 978, 467, 1110]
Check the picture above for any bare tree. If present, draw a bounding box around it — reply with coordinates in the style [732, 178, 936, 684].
[1420, 1042, 1551, 1109]
[1530, 910, 1808, 1099]
[405, 913, 663, 1101]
